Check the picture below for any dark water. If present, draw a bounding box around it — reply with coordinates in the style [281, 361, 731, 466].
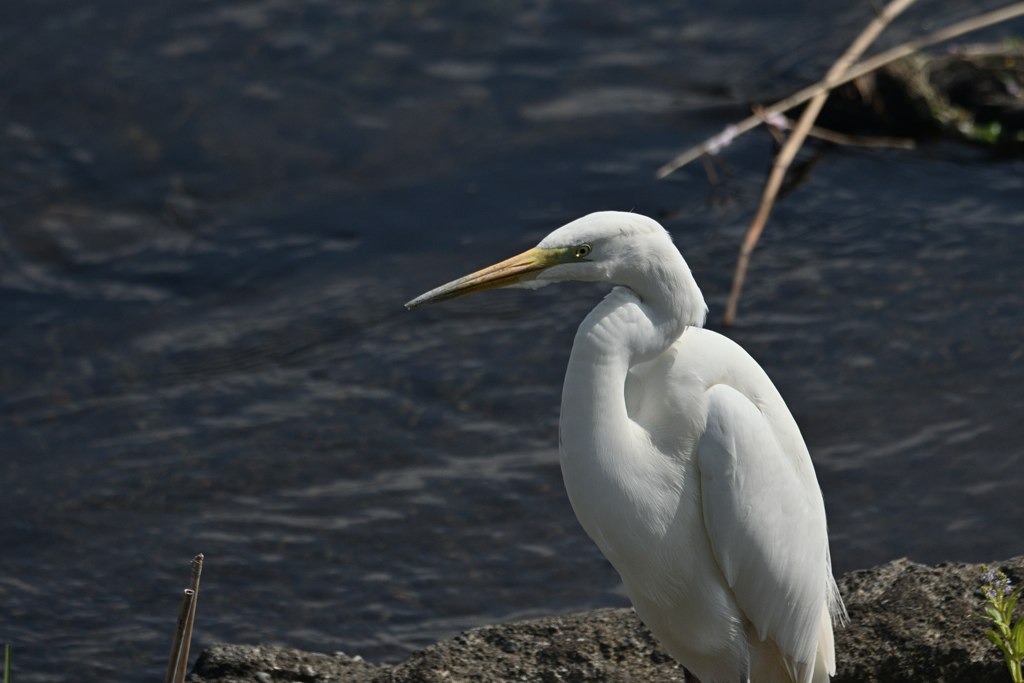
[2, 1, 1023, 680]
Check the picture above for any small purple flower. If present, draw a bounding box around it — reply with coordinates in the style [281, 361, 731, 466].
[983, 568, 997, 583]
[988, 588, 998, 599]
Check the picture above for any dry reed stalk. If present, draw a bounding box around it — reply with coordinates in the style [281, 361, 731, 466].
[801, 124, 916, 149]
[165, 589, 195, 683]
[174, 554, 204, 683]
[722, 0, 919, 324]
[701, 154, 720, 185]
[754, 106, 917, 149]
[656, 1, 1024, 180]
[761, 112, 921, 150]
[166, 554, 204, 683]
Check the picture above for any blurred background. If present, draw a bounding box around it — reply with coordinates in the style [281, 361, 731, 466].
[1, 0, 1023, 681]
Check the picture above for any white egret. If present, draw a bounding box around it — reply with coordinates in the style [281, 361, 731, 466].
[406, 211, 845, 683]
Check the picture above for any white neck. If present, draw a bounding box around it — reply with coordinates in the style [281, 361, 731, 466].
[560, 287, 677, 449]
[559, 248, 704, 464]
[581, 241, 704, 365]
[557, 272, 704, 565]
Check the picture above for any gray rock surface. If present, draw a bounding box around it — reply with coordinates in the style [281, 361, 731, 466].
[189, 556, 1024, 683]
[832, 556, 1023, 683]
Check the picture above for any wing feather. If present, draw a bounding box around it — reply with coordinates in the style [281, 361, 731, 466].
[697, 383, 829, 682]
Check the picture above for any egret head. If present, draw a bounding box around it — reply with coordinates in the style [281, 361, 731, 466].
[405, 211, 704, 324]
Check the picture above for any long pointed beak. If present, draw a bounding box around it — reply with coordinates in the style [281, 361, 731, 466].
[405, 247, 563, 309]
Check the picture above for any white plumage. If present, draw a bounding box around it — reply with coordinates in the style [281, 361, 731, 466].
[406, 211, 846, 683]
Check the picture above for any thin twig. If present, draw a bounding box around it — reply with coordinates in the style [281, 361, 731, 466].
[166, 554, 204, 683]
[656, 1, 1024, 179]
[776, 119, 917, 148]
[957, 43, 1024, 58]
[165, 589, 195, 683]
[701, 154, 720, 185]
[805, 124, 916, 149]
[765, 123, 786, 145]
[173, 554, 204, 683]
[723, 0, 919, 325]
[756, 105, 916, 149]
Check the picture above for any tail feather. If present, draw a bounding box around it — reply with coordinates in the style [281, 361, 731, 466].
[825, 552, 849, 628]
[815, 602, 836, 679]
[748, 565, 845, 683]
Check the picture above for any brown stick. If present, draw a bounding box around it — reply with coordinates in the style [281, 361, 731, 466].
[759, 107, 915, 148]
[173, 554, 204, 683]
[165, 589, 195, 683]
[722, 0, 919, 325]
[655, 1, 1024, 179]
[804, 124, 915, 149]
[701, 154, 720, 185]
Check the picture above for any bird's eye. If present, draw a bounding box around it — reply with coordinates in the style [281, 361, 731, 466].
[574, 244, 592, 258]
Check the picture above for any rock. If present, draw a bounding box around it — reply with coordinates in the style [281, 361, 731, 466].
[833, 556, 1024, 683]
[187, 643, 381, 683]
[189, 557, 1024, 683]
[379, 608, 683, 682]
[188, 610, 685, 683]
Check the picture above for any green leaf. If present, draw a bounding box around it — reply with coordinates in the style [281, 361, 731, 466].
[988, 630, 1013, 660]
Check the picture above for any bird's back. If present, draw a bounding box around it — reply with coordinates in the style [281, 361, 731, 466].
[601, 326, 842, 683]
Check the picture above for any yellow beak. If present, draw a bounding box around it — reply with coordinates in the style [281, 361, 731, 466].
[405, 247, 565, 309]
